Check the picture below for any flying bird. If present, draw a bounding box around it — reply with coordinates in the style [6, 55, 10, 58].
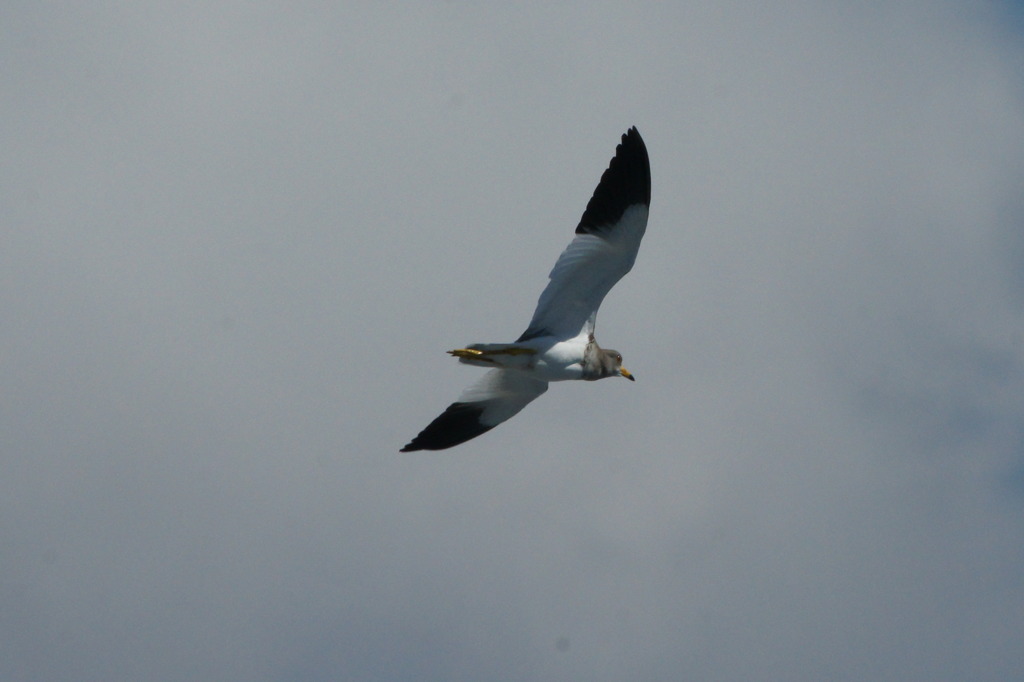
[401, 127, 651, 451]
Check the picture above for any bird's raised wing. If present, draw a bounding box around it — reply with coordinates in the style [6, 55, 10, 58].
[518, 127, 651, 343]
[400, 369, 549, 451]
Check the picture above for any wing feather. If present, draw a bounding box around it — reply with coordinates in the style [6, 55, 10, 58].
[400, 369, 548, 451]
[518, 127, 650, 341]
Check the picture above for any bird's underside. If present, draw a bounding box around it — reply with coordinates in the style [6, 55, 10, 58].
[401, 127, 650, 452]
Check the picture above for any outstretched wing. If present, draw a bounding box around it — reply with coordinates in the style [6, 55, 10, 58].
[518, 127, 651, 342]
[400, 369, 549, 451]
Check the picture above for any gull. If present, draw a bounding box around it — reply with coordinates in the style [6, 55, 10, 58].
[401, 127, 650, 451]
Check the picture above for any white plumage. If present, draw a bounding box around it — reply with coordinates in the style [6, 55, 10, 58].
[525, 203, 649, 342]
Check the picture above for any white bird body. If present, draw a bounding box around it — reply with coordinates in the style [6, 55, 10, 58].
[523, 336, 590, 382]
[451, 334, 591, 382]
[402, 128, 651, 452]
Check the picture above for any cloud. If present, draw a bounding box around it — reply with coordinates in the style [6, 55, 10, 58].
[2, 2, 1023, 680]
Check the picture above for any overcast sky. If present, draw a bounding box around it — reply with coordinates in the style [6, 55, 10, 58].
[3, 2, 1024, 680]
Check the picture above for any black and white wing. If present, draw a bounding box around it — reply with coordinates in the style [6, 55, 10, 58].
[517, 127, 651, 342]
[400, 369, 549, 451]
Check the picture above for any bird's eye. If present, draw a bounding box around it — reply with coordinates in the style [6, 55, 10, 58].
[616, 354, 622, 362]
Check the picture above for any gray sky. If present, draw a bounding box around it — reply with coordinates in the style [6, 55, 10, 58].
[4, 2, 1024, 680]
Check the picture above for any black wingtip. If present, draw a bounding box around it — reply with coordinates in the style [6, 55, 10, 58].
[400, 402, 496, 451]
[576, 127, 651, 235]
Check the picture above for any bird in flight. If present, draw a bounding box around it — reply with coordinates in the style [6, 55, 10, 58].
[401, 127, 651, 451]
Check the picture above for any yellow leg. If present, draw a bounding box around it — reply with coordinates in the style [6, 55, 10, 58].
[499, 347, 537, 356]
[448, 347, 537, 358]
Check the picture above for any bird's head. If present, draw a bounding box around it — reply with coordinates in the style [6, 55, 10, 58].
[601, 349, 635, 381]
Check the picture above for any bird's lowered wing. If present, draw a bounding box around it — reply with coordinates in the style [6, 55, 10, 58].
[400, 369, 549, 451]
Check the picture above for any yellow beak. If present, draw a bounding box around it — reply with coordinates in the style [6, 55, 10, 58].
[620, 367, 635, 381]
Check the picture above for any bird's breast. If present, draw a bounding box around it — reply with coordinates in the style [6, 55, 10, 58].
[522, 336, 588, 382]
